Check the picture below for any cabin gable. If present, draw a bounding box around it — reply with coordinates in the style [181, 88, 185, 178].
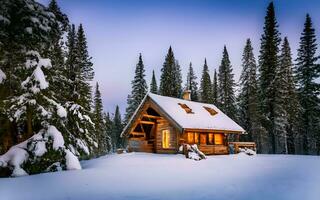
[124, 97, 181, 154]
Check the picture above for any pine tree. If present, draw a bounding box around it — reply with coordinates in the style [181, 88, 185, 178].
[0, 0, 88, 173]
[160, 46, 181, 98]
[103, 112, 113, 153]
[218, 46, 237, 120]
[112, 106, 123, 150]
[200, 59, 212, 103]
[64, 24, 96, 158]
[150, 70, 158, 94]
[65, 24, 77, 99]
[238, 39, 268, 153]
[295, 14, 320, 155]
[125, 54, 148, 122]
[74, 24, 94, 111]
[277, 37, 301, 154]
[212, 69, 218, 105]
[93, 82, 109, 155]
[174, 60, 183, 98]
[47, 0, 69, 103]
[258, 2, 281, 153]
[273, 38, 291, 154]
[185, 62, 198, 101]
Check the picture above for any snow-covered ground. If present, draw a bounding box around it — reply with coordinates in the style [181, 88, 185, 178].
[0, 153, 319, 200]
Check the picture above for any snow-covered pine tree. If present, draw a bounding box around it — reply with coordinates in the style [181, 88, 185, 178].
[185, 62, 198, 101]
[112, 106, 123, 150]
[277, 37, 301, 154]
[200, 59, 212, 103]
[273, 37, 292, 154]
[212, 69, 218, 105]
[258, 2, 281, 153]
[63, 23, 97, 158]
[0, 0, 81, 176]
[47, 0, 69, 103]
[93, 82, 110, 155]
[218, 46, 237, 121]
[125, 54, 148, 123]
[295, 14, 320, 155]
[160, 46, 180, 98]
[74, 24, 94, 111]
[150, 70, 158, 94]
[238, 39, 268, 153]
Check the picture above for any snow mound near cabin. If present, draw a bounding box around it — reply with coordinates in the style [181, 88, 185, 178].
[239, 147, 256, 156]
[0, 125, 81, 177]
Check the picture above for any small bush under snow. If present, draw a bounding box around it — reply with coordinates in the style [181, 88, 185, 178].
[0, 125, 81, 177]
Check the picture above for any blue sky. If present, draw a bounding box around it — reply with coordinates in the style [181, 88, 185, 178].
[39, 0, 320, 115]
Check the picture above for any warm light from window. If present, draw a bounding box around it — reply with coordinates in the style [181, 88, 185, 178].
[200, 134, 207, 144]
[188, 132, 194, 143]
[214, 134, 224, 145]
[208, 133, 214, 145]
[194, 133, 199, 144]
[162, 130, 170, 148]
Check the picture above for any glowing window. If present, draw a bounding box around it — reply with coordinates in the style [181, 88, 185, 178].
[178, 103, 194, 114]
[162, 130, 170, 148]
[200, 134, 207, 145]
[194, 133, 199, 144]
[214, 134, 224, 145]
[187, 132, 194, 143]
[208, 133, 214, 145]
[203, 106, 218, 116]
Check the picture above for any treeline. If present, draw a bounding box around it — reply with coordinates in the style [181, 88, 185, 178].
[125, 2, 320, 155]
[0, 0, 121, 175]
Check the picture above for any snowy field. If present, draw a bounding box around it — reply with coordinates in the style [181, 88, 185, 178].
[0, 153, 319, 200]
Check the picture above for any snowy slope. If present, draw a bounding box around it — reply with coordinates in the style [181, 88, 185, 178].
[149, 93, 245, 132]
[0, 153, 319, 200]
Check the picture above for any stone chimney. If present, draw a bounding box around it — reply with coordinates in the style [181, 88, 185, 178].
[182, 90, 191, 101]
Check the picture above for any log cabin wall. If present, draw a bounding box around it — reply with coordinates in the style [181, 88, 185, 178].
[155, 118, 179, 154]
[182, 130, 229, 155]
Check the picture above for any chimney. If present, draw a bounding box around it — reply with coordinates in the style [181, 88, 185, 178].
[182, 90, 191, 101]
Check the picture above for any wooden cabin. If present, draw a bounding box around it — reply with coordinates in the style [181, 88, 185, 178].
[121, 92, 246, 155]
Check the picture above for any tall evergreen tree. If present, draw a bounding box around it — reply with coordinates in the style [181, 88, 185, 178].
[47, 0, 69, 103]
[150, 70, 158, 94]
[276, 37, 301, 154]
[65, 24, 77, 99]
[258, 2, 281, 153]
[174, 60, 183, 98]
[65, 23, 96, 157]
[112, 106, 123, 150]
[238, 39, 268, 153]
[218, 46, 237, 120]
[295, 14, 320, 155]
[200, 59, 212, 103]
[125, 54, 148, 122]
[212, 69, 218, 105]
[74, 24, 94, 110]
[93, 82, 110, 155]
[185, 62, 198, 101]
[159, 46, 181, 98]
[103, 112, 113, 153]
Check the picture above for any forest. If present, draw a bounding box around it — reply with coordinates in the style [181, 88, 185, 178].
[0, 0, 319, 176]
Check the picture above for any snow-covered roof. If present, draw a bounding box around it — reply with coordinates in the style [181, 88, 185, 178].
[148, 93, 245, 133]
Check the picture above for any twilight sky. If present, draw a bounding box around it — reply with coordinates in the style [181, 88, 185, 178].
[39, 0, 320, 115]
